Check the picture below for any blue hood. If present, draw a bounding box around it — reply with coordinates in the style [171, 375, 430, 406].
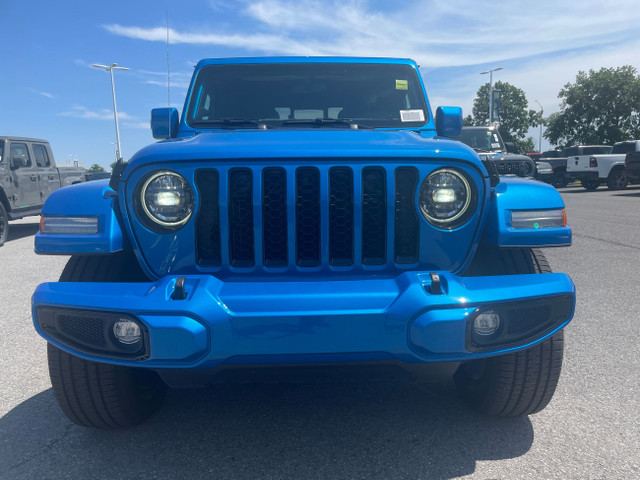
[125, 129, 484, 178]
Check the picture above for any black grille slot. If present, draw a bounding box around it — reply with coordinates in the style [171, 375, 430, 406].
[329, 167, 354, 266]
[58, 314, 106, 347]
[195, 169, 221, 266]
[493, 161, 520, 175]
[394, 167, 419, 264]
[262, 167, 288, 267]
[229, 168, 255, 267]
[296, 167, 321, 267]
[362, 167, 387, 265]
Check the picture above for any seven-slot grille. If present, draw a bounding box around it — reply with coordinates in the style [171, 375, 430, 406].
[492, 161, 526, 176]
[195, 165, 420, 270]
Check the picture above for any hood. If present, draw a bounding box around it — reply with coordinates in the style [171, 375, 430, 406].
[125, 129, 483, 176]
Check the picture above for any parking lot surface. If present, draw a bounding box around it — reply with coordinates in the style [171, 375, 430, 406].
[1, 185, 639, 479]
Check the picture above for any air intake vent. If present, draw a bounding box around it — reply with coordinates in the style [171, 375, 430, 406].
[229, 168, 254, 267]
[394, 167, 419, 264]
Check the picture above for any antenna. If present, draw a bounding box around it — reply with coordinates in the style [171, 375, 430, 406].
[166, 10, 171, 108]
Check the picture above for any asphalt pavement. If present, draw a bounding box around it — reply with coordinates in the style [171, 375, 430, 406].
[1, 184, 639, 479]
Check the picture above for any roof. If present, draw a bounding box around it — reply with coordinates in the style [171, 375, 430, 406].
[195, 56, 419, 69]
[0, 136, 49, 143]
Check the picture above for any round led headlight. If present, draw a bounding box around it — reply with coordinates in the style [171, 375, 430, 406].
[139, 171, 194, 228]
[419, 169, 474, 228]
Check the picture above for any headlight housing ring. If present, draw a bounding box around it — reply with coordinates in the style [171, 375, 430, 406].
[137, 170, 194, 230]
[418, 168, 476, 229]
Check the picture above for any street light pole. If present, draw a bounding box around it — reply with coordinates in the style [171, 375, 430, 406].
[91, 63, 130, 161]
[534, 100, 544, 153]
[480, 67, 503, 124]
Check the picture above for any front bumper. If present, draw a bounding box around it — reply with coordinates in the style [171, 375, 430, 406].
[32, 271, 575, 369]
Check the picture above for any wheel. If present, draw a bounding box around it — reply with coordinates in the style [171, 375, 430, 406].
[0, 202, 8, 247]
[455, 246, 565, 417]
[47, 252, 167, 428]
[606, 167, 628, 191]
[581, 179, 600, 191]
[552, 170, 568, 188]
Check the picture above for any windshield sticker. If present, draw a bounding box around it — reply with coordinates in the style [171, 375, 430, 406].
[491, 143, 501, 148]
[400, 110, 425, 122]
[395, 79, 408, 90]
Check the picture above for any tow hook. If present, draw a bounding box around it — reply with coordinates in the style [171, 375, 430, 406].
[428, 272, 443, 295]
[171, 276, 187, 300]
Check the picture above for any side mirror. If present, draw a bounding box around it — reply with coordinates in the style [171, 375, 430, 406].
[435, 106, 462, 138]
[151, 108, 179, 139]
[505, 142, 515, 153]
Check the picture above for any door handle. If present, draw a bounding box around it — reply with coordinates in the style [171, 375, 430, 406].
[30, 174, 38, 181]
[48, 175, 56, 180]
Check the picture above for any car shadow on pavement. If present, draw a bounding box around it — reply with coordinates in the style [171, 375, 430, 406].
[0, 377, 534, 479]
[612, 191, 640, 197]
[6, 221, 39, 243]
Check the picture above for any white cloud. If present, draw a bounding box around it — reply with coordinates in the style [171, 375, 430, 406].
[123, 121, 151, 130]
[28, 88, 55, 99]
[103, 1, 640, 67]
[59, 106, 135, 121]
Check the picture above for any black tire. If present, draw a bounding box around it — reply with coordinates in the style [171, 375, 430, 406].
[455, 246, 565, 417]
[606, 167, 628, 191]
[48, 252, 167, 428]
[0, 202, 8, 247]
[552, 170, 568, 188]
[581, 179, 599, 191]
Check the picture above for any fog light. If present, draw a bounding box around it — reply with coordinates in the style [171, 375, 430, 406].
[473, 311, 501, 336]
[113, 320, 142, 344]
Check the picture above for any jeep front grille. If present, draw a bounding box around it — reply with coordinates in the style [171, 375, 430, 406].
[195, 165, 420, 270]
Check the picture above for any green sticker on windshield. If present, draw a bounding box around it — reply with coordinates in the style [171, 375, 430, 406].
[396, 79, 408, 90]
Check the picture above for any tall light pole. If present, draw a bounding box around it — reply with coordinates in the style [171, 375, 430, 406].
[480, 67, 503, 125]
[91, 63, 130, 161]
[534, 100, 544, 153]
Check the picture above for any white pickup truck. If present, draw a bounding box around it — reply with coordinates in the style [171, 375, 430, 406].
[566, 141, 640, 190]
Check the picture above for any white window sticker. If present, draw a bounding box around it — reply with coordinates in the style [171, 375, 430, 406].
[400, 110, 425, 122]
[491, 143, 501, 148]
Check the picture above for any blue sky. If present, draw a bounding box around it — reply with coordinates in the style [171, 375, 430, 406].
[2, 0, 640, 169]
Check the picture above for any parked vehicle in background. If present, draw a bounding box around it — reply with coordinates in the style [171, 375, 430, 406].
[624, 150, 640, 184]
[0, 136, 85, 246]
[526, 152, 541, 161]
[538, 150, 569, 187]
[566, 142, 638, 191]
[535, 161, 554, 180]
[455, 126, 538, 178]
[85, 171, 111, 181]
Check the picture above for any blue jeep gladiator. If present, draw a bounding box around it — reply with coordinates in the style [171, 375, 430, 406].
[32, 57, 575, 428]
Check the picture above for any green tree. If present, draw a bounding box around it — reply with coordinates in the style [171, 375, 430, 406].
[545, 66, 640, 146]
[86, 163, 106, 173]
[468, 81, 539, 153]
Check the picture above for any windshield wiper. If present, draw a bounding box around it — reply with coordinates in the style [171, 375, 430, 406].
[279, 118, 370, 129]
[192, 118, 267, 129]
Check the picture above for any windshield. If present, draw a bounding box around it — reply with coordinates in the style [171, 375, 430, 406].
[186, 62, 428, 129]
[455, 128, 505, 153]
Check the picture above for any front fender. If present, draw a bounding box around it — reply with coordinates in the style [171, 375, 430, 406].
[35, 180, 124, 254]
[482, 177, 571, 247]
